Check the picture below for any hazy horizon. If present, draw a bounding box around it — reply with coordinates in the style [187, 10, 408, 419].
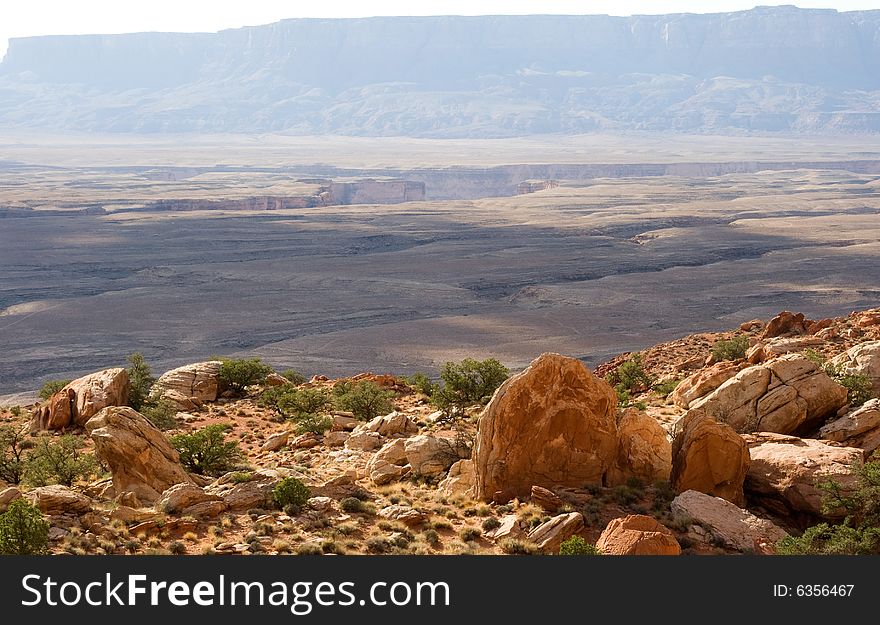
[3, 1, 880, 58]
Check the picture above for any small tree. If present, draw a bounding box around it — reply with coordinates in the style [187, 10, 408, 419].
[281, 369, 306, 385]
[431, 358, 509, 418]
[140, 397, 179, 431]
[606, 354, 653, 393]
[292, 413, 332, 436]
[25, 435, 97, 487]
[170, 424, 244, 476]
[38, 379, 71, 400]
[404, 372, 437, 397]
[0, 499, 50, 555]
[260, 386, 330, 419]
[126, 352, 155, 411]
[0, 425, 30, 485]
[218, 358, 273, 395]
[333, 381, 395, 421]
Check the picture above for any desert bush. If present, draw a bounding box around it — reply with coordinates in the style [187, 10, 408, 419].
[777, 460, 880, 555]
[711, 336, 750, 361]
[281, 369, 306, 385]
[499, 538, 539, 555]
[218, 358, 273, 395]
[405, 372, 437, 397]
[25, 435, 97, 486]
[126, 352, 155, 411]
[606, 354, 653, 393]
[170, 424, 244, 476]
[481, 517, 501, 532]
[261, 386, 330, 418]
[140, 396, 179, 430]
[0, 425, 30, 485]
[802, 350, 875, 407]
[38, 379, 71, 400]
[0, 499, 50, 555]
[559, 535, 601, 555]
[430, 358, 509, 417]
[652, 378, 680, 398]
[459, 527, 481, 542]
[272, 477, 310, 511]
[333, 380, 395, 421]
[340, 497, 367, 513]
[293, 413, 333, 435]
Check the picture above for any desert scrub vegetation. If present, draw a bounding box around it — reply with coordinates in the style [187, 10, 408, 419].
[777, 460, 880, 555]
[25, 434, 98, 486]
[38, 379, 72, 400]
[0, 424, 30, 484]
[260, 386, 332, 433]
[218, 357, 273, 395]
[803, 349, 876, 408]
[711, 336, 750, 361]
[140, 396, 179, 431]
[126, 352, 155, 411]
[272, 477, 311, 513]
[332, 380, 395, 421]
[170, 424, 245, 476]
[606, 354, 652, 408]
[404, 372, 436, 397]
[280, 369, 306, 385]
[0, 499, 50, 555]
[430, 358, 509, 418]
[558, 535, 601, 555]
[652, 378, 681, 399]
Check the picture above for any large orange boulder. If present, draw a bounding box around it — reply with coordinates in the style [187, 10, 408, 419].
[31, 368, 130, 431]
[670, 361, 743, 409]
[473, 353, 618, 501]
[670, 412, 750, 506]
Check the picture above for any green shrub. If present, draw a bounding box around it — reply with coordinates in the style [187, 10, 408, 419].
[499, 538, 539, 555]
[606, 354, 653, 392]
[653, 378, 680, 398]
[824, 364, 875, 408]
[281, 369, 306, 385]
[126, 352, 155, 411]
[559, 535, 601, 555]
[260, 386, 330, 419]
[405, 372, 437, 397]
[0, 499, 50, 555]
[38, 379, 71, 400]
[218, 358, 273, 395]
[459, 527, 481, 542]
[481, 517, 501, 532]
[711, 336, 749, 362]
[777, 460, 880, 555]
[25, 435, 97, 487]
[430, 358, 509, 417]
[0, 425, 29, 485]
[272, 477, 311, 510]
[333, 381, 395, 421]
[340, 497, 367, 513]
[170, 424, 244, 476]
[293, 413, 332, 436]
[140, 396, 179, 430]
[9, 406, 22, 418]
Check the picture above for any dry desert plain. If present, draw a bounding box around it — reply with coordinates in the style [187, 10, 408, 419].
[2, 133, 880, 398]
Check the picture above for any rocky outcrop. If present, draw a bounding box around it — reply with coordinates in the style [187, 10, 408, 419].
[761, 311, 810, 339]
[328, 180, 425, 205]
[366, 439, 410, 486]
[744, 432, 864, 518]
[530, 485, 565, 513]
[484, 514, 526, 541]
[0, 486, 22, 513]
[404, 435, 468, 478]
[819, 398, 880, 453]
[473, 353, 619, 501]
[85, 406, 193, 503]
[527, 512, 585, 553]
[155, 483, 226, 517]
[153, 361, 223, 409]
[746, 336, 824, 364]
[438, 460, 475, 496]
[670, 361, 743, 409]
[27, 485, 94, 515]
[377, 505, 425, 527]
[205, 469, 286, 511]
[831, 341, 880, 396]
[357, 412, 419, 437]
[670, 412, 750, 506]
[685, 354, 848, 435]
[671, 490, 788, 553]
[261, 430, 290, 452]
[596, 515, 681, 556]
[32, 368, 130, 431]
[613, 408, 672, 484]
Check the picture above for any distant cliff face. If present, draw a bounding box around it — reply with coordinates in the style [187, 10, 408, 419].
[2, 7, 880, 136]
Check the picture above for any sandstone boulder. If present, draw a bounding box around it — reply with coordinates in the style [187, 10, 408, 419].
[671, 361, 743, 409]
[596, 515, 680, 556]
[670, 412, 749, 506]
[613, 408, 672, 483]
[85, 406, 193, 503]
[378, 505, 425, 527]
[27, 485, 93, 515]
[857, 309, 880, 328]
[205, 469, 286, 511]
[155, 483, 226, 517]
[404, 435, 467, 478]
[761, 311, 809, 339]
[485, 514, 526, 541]
[32, 368, 130, 431]
[437, 460, 475, 496]
[261, 430, 290, 452]
[473, 353, 618, 501]
[527, 512, 584, 553]
[819, 398, 880, 453]
[359, 412, 419, 437]
[345, 431, 383, 451]
[686, 354, 848, 435]
[671, 490, 788, 553]
[530, 485, 564, 513]
[367, 439, 409, 485]
[0, 486, 22, 513]
[831, 341, 880, 397]
[153, 361, 222, 409]
[332, 415, 360, 431]
[324, 431, 349, 447]
[746, 336, 825, 364]
[744, 433, 864, 518]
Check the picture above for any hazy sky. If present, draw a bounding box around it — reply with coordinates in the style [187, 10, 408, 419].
[2, 1, 879, 58]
